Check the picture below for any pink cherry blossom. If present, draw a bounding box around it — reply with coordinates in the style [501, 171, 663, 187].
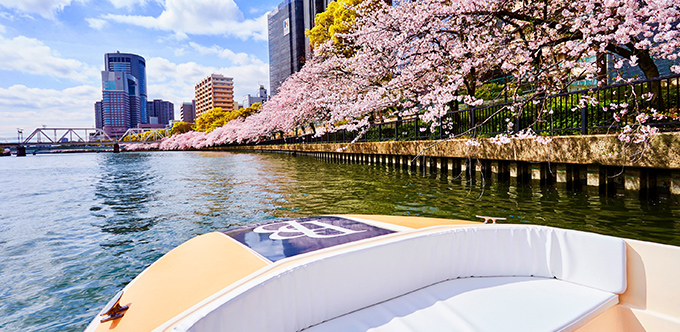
[156, 0, 678, 152]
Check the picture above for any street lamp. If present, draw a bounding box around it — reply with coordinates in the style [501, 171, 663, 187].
[17, 128, 23, 143]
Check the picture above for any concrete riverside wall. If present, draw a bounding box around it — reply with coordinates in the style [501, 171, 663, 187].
[214, 132, 680, 196]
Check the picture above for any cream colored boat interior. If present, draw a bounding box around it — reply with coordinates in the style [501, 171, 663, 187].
[171, 225, 630, 331]
[87, 216, 680, 332]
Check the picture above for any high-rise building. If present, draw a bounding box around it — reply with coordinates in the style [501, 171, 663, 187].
[268, 0, 306, 95]
[105, 52, 148, 123]
[268, 0, 390, 95]
[98, 52, 147, 138]
[147, 99, 175, 125]
[100, 71, 140, 137]
[302, 0, 333, 60]
[243, 85, 268, 108]
[94, 101, 103, 129]
[195, 74, 234, 117]
[180, 101, 196, 123]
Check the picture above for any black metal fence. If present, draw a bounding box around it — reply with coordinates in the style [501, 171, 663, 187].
[256, 74, 680, 146]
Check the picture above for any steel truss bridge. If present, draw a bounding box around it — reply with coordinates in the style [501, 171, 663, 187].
[1, 127, 168, 149]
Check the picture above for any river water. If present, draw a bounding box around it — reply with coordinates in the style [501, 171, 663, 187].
[1, 151, 679, 331]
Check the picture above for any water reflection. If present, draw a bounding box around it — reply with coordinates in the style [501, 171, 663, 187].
[259, 153, 680, 245]
[93, 153, 159, 235]
[0, 151, 679, 332]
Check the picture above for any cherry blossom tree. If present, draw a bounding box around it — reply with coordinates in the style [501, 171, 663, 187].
[157, 0, 679, 152]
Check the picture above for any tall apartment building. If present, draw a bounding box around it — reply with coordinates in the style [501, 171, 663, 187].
[243, 85, 268, 108]
[194, 74, 234, 117]
[147, 99, 175, 125]
[180, 101, 196, 123]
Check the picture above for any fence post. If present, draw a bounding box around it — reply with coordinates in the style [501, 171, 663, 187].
[471, 109, 477, 138]
[581, 107, 588, 135]
[415, 116, 419, 140]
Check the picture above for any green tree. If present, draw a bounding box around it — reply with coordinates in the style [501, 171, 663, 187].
[194, 107, 230, 132]
[170, 121, 194, 136]
[236, 102, 261, 119]
[307, 0, 363, 57]
[193, 103, 262, 133]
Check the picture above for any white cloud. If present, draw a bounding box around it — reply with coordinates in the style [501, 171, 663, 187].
[0, 12, 11, 20]
[85, 17, 107, 30]
[0, 84, 100, 140]
[0, 24, 5, 33]
[188, 42, 264, 66]
[0, 34, 99, 82]
[0, 0, 78, 19]
[157, 31, 188, 43]
[107, 0, 149, 9]
[101, 0, 268, 41]
[249, 6, 269, 15]
[0, 55, 270, 140]
[145, 56, 268, 110]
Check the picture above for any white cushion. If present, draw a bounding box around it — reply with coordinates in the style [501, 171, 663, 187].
[176, 225, 626, 332]
[304, 277, 619, 332]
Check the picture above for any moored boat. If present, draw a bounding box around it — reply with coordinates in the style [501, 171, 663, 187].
[86, 215, 680, 331]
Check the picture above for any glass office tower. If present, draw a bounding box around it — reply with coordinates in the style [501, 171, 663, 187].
[268, 0, 306, 96]
[104, 52, 148, 124]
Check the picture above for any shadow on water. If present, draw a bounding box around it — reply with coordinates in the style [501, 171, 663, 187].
[93, 153, 159, 235]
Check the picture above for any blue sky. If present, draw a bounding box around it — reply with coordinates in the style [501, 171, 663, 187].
[0, 0, 282, 142]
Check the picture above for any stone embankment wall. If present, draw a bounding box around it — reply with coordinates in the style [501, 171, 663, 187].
[216, 133, 680, 197]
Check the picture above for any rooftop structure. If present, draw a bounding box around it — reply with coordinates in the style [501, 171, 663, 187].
[243, 85, 268, 108]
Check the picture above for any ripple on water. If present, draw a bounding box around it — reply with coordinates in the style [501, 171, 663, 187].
[0, 151, 679, 331]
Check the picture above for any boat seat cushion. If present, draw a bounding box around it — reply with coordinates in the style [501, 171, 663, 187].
[304, 276, 619, 332]
[177, 225, 626, 332]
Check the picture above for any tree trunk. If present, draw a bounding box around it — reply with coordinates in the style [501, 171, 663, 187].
[596, 52, 608, 86]
[637, 50, 664, 111]
[607, 44, 664, 111]
[464, 67, 477, 98]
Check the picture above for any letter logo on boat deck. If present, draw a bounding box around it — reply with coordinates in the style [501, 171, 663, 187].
[253, 220, 367, 240]
[225, 216, 394, 262]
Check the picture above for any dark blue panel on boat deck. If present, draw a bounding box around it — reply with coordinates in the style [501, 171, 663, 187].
[224, 216, 395, 262]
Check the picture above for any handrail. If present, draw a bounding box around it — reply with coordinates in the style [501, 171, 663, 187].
[247, 73, 680, 147]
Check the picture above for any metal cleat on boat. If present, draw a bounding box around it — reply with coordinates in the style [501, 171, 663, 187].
[99, 290, 129, 323]
[475, 215, 507, 224]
